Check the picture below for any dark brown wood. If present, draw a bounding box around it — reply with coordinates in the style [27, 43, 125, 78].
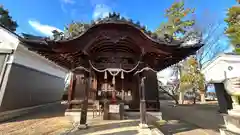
[18, 16, 203, 128]
[140, 75, 147, 125]
[119, 103, 124, 120]
[80, 70, 91, 126]
[68, 73, 76, 109]
[103, 100, 110, 120]
[111, 80, 116, 103]
[68, 99, 95, 104]
[22, 18, 202, 71]
[144, 70, 160, 111]
[121, 78, 124, 100]
[67, 74, 73, 109]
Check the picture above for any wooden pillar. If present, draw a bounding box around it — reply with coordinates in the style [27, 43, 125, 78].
[119, 102, 124, 120]
[79, 70, 91, 129]
[110, 75, 117, 104]
[121, 78, 125, 100]
[68, 73, 76, 109]
[138, 73, 147, 128]
[103, 99, 110, 120]
[103, 72, 109, 119]
[112, 80, 116, 103]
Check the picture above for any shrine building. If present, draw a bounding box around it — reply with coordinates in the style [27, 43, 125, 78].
[22, 13, 202, 127]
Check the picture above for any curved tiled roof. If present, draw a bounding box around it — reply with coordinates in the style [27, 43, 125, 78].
[22, 12, 185, 46]
[17, 12, 203, 70]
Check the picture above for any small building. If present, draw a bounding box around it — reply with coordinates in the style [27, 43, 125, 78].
[0, 25, 68, 114]
[202, 53, 240, 83]
[201, 53, 240, 113]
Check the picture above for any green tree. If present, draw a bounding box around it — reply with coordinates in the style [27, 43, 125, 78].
[66, 22, 89, 37]
[52, 21, 90, 39]
[0, 5, 18, 32]
[180, 56, 205, 104]
[156, 1, 197, 104]
[52, 30, 64, 40]
[155, 0, 195, 38]
[225, 1, 240, 54]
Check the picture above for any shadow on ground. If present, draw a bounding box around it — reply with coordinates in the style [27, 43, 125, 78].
[159, 100, 223, 135]
[153, 115, 200, 135]
[68, 120, 140, 135]
[1, 102, 66, 124]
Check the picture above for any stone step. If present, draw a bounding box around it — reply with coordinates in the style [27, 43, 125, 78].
[228, 109, 240, 117]
[220, 128, 240, 135]
[223, 114, 240, 133]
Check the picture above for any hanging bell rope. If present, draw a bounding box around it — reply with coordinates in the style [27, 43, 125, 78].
[134, 67, 158, 76]
[108, 70, 120, 76]
[89, 60, 140, 73]
[112, 76, 115, 85]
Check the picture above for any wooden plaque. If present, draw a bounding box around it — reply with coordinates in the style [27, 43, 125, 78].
[109, 104, 120, 113]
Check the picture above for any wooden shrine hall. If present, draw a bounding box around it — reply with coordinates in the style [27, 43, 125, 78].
[22, 13, 202, 128]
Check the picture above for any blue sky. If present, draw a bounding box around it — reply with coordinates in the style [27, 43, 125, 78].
[0, 0, 237, 36]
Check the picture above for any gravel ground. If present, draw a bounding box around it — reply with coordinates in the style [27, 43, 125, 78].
[0, 104, 73, 135]
[0, 104, 153, 135]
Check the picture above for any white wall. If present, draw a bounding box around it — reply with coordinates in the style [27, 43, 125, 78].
[202, 54, 240, 83]
[0, 27, 19, 50]
[13, 45, 68, 78]
[0, 26, 68, 79]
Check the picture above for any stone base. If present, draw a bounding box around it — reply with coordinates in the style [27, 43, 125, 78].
[222, 109, 240, 134]
[228, 108, 240, 117]
[139, 123, 148, 129]
[220, 128, 239, 135]
[147, 112, 162, 121]
[65, 111, 81, 123]
[78, 124, 88, 129]
[65, 110, 97, 123]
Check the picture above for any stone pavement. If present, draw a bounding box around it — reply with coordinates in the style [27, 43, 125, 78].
[154, 117, 211, 135]
[68, 116, 153, 135]
[159, 100, 224, 135]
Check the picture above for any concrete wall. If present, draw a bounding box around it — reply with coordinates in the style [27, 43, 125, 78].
[0, 63, 65, 112]
[0, 28, 68, 112]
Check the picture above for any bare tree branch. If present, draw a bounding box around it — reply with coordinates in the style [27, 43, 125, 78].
[194, 20, 226, 69]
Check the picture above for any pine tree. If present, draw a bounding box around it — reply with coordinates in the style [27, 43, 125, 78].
[225, 1, 240, 54]
[66, 22, 89, 37]
[51, 21, 89, 39]
[155, 1, 195, 38]
[0, 5, 18, 32]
